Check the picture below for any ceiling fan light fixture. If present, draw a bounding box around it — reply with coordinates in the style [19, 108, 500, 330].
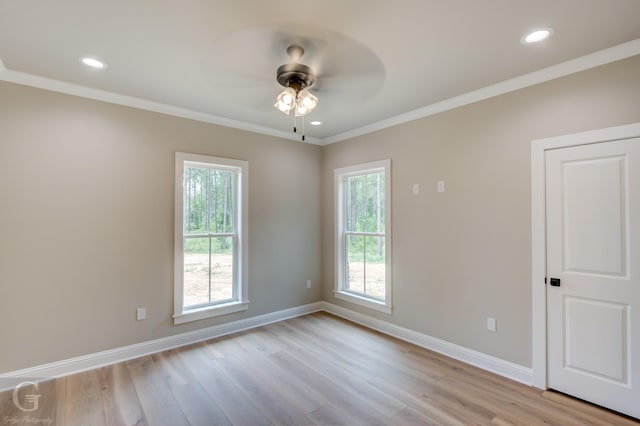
[282, 94, 294, 105]
[297, 88, 318, 114]
[274, 87, 297, 115]
[274, 45, 320, 140]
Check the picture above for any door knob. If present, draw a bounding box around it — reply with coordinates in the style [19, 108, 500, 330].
[549, 278, 561, 287]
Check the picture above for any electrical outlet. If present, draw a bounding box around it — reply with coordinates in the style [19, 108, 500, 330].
[306, 280, 312, 289]
[137, 307, 146, 321]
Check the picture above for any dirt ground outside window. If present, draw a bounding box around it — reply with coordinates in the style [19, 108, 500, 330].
[183, 253, 233, 307]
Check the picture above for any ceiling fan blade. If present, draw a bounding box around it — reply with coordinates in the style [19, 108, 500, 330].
[200, 23, 386, 113]
[313, 70, 385, 101]
[201, 25, 329, 85]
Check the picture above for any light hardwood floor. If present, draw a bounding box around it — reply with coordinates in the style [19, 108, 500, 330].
[1, 312, 638, 425]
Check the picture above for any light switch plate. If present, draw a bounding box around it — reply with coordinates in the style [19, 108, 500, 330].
[487, 317, 497, 332]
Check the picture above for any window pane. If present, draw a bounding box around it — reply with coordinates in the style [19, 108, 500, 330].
[210, 170, 234, 234]
[346, 171, 385, 234]
[183, 236, 234, 308]
[346, 175, 366, 232]
[184, 167, 209, 234]
[372, 172, 385, 233]
[365, 236, 385, 300]
[345, 235, 386, 299]
[211, 236, 233, 302]
[183, 237, 210, 308]
[346, 235, 365, 293]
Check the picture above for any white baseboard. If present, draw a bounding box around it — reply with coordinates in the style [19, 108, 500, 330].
[320, 301, 533, 385]
[0, 300, 532, 392]
[0, 302, 323, 390]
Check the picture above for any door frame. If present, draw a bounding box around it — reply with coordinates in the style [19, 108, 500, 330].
[531, 122, 640, 389]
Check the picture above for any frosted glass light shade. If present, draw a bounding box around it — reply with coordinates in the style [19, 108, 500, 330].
[274, 87, 297, 115]
[295, 89, 318, 116]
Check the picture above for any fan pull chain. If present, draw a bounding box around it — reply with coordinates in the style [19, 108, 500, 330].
[293, 114, 297, 133]
[302, 115, 306, 141]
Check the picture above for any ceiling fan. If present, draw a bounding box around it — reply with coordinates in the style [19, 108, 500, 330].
[200, 25, 386, 140]
[273, 45, 319, 141]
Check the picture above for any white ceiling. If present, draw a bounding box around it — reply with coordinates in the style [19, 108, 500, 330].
[1, 0, 640, 144]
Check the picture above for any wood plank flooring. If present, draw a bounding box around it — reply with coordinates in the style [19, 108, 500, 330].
[1, 312, 638, 425]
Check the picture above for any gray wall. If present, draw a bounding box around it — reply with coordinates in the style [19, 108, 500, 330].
[0, 82, 323, 372]
[321, 55, 640, 367]
[1, 54, 639, 373]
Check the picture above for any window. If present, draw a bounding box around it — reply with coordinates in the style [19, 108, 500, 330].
[334, 159, 391, 313]
[174, 153, 248, 324]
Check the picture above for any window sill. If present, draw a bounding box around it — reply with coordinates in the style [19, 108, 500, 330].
[334, 291, 392, 314]
[173, 300, 249, 325]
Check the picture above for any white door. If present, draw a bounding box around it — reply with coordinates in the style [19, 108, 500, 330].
[546, 138, 640, 419]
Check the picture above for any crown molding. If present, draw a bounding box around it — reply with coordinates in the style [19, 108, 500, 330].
[321, 38, 640, 145]
[2, 38, 639, 146]
[0, 67, 322, 145]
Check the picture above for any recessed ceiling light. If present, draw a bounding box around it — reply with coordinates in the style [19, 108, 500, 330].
[522, 28, 553, 44]
[79, 57, 106, 69]
[310, 121, 322, 126]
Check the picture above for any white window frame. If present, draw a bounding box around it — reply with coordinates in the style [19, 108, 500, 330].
[174, 152, 249, 325]
[334, 159, 392, 314]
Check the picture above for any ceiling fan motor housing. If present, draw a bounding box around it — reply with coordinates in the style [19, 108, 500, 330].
[276, 63, 316, 90]
[276, 45, 316, 90]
